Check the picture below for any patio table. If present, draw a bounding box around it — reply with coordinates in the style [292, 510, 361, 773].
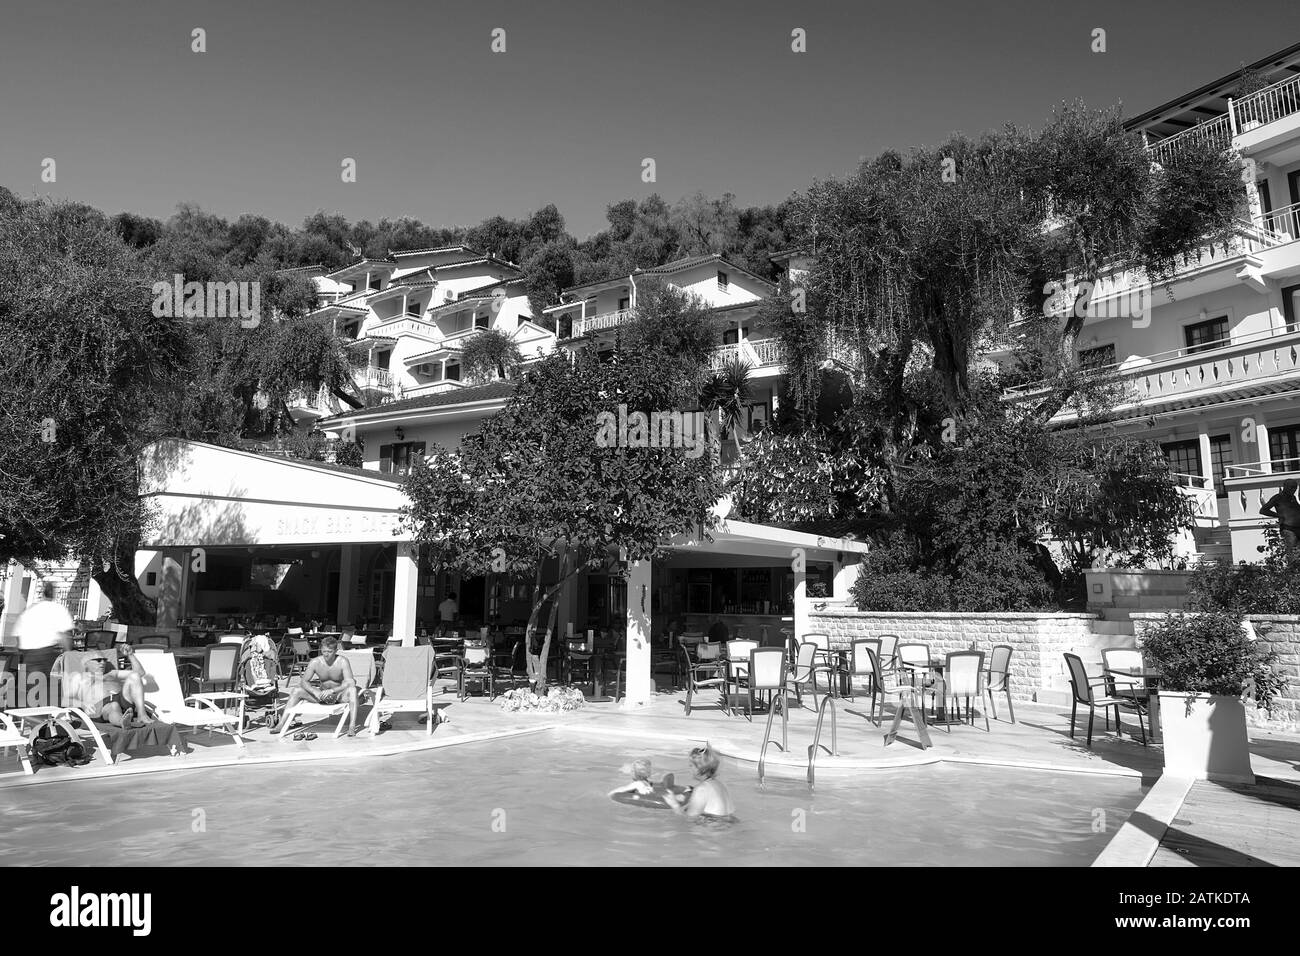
[1105, 667, 1163, 740]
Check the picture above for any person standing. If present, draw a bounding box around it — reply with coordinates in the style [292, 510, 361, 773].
[15, 582, 74, 652]
[1259, 479, 1300, 550]
[437, 590, 459, 631]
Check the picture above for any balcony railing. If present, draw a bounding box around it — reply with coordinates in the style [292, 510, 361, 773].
[1261, 201, 1300, 242]
[401, 380, 464, 398]
[369, 316, 438, 340]
[1174, 477, 1219, 522]
[1005, 326, 1300, 411]
[356, 367, 394, 392]
[707, 339, 786, 371]
[572, 309, 632, 337]
[1234, 73, 1300, 132]
[1147, 114, 1232, 166]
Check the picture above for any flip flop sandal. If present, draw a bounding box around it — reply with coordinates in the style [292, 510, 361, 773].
[304, 733, 318, 741]
[379, 721, 393, 731]
[293, 732, 307, 741]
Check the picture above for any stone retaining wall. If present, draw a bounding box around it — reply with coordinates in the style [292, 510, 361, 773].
[807, 606, 1099, 702]
[1130, 613, 1300, 733]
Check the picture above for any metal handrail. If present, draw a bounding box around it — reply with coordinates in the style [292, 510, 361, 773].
[806, 692, 838, 791]
[756, 687, 787, 787]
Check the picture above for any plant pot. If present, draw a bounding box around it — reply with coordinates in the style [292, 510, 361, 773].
[1157, 692, 1254, 785]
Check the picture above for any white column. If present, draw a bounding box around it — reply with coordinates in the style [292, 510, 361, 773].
[793, 568, 809, 640]
[1257, 420, 1272, 474]
[84, 574, 108, 621]
[1, 561, 29, 644]
[622, 558, 653, 708]
[832, 557, 858, 601]
[393, 544, 419, 646]
[337, 545, 358, 627]
[1198, 430, 1214, 492]
[155, 550, 185, 629]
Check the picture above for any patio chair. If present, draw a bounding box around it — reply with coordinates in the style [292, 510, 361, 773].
[459, 643, 495, 700]
[0, 710, 34, 775]
[864, 648, 932, 749]
[747, 647, 788, 733]
[368, 645, 435, 735]
[340, 649, 378, 705]
[679, 642, 730, 716]
[787, 641, 836, 712]
[138, 652, 246, 745]
[984, 644, 1016, 723]
[286, 638, 312, 682]
[563, 636, 595, 688]
[185, 642, 242, 697]
[726, 638, 759, 701]
[936, 650, 989, 732]
[137, 634, 172, 650]
[1101, 647, 1151, 713]
[849, 637, 881, 703]
[1063, 652, 1147, 747]
[877, 634, 900, 669]
[802, 633, 833, 693]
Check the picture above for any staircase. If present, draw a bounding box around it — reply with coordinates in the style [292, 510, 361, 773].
[1192, 525, 1233, 565]
[1037, 613, 1139, 708]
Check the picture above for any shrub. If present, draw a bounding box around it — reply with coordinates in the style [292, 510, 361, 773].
[1185, 534, 1300, 615]
[1139, 610, 1288, 711]
[284, 430, 327, 461]
[333, 441, 364, 468]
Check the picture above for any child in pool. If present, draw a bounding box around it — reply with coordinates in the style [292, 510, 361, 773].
[608, 758, 675, 797]
[664, 745, 735, 819]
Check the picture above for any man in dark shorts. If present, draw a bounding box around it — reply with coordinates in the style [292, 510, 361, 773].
[91, 637, 149, 727]
[272, 636, 359, 736]
[1260, 478, 1300, 550]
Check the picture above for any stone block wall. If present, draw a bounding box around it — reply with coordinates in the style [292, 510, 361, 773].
[807, 607, 1099, 702]
[1131, 613, 1300, 733]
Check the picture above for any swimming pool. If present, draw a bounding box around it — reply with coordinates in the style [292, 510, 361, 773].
[0, 731, 1146, 866]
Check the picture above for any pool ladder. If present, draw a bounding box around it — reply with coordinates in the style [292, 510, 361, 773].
[756, 693, 787, 787]
[806, 694, 838, 790]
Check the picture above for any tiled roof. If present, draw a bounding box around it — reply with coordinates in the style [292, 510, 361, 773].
[319, 380, 515, 424]
[559, 253, 776, 297]
[459, 276, 528, 298]
[325, 258, 396, 279]
[390, 245, 480, 258]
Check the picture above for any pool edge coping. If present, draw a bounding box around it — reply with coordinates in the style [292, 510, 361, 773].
[1091, 774, 1194, 868]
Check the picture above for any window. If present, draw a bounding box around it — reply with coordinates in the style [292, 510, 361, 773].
[375, 350, 391, 370]
[474, 313, 489, 330]
[717, 271, 729, 292]
[722, 329, 740, 346]
[445, 363, 461, 382]
[1269, 424, 1300, 473]
[368, 274, 382, 291]
[406, 300, 422, 317]
[1208, 434, 1233, 497]
[379, 442, 427, 477]
[1079, 343, 1115, 369]
[618, 296, 630, 311]
[145, 572, 157, 587]
[1161, 440, 1202, 487]
[1184, 316, 1228, 354]
[1259, 179, 1273, 218]
[342, 322, 358, 339]
[1282, 284, 1300, 332]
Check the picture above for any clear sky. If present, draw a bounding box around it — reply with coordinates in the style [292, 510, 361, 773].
[2, 0, 1297, 237]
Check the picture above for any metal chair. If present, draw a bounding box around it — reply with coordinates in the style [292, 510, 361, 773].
[984, 644, 1016, 723]
[459, 642, 495, 700]
[787, 641, 836, 712]
[1101, 647, 1151, 713]
[849, 637, 882, 704]
[137, 634, 172, 650]
[189, 642, 242, 697]
[877, 634, 900, 669]
[725, 639, 759, 707]
[748, 648, 789, 740]
[802, 633, 834, 693]
[679, 642, 729, 716]
[1063, 652, 1147, 747]
[864, 648, 932, 749]
[286, 638, 312, 682]
[936, 650, 989, 732]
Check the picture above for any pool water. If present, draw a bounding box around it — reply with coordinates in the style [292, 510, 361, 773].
[0, 731, 1146, 866]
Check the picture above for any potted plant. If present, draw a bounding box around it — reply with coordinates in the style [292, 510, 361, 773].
[1234, 67, 1273, 132]
[1139, 610, 1288, 784]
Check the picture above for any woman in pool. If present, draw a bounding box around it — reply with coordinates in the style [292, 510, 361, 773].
[663, 745, 735, 820]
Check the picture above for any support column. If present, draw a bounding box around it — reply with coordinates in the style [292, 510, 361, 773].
[1197, 430, 1214, 492]
[793, 567, 809, 640]
[832, 557, 858, 602]
[393, 544, 419, 646]
[337, 545, 358, 628]
[1, 561, 29, 644]
[1256, 420, 1272, 474]
[622, 558, 653, 708]
[156, 550, 186, 629]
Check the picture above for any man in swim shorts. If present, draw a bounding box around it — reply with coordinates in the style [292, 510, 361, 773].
[88, 637, 150, 728]
[273, 635, 359, 736]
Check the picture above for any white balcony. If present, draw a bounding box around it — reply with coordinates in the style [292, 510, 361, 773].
[368, 315, 439, 342]
[1007, 326, 1300, 418]
[1147, 114, 1232, 167]
[1173, 473, 1219, 525]
[286, 385, 343, 422]
[1233, 73, 1300, 163]
[572, 309, 632, 337]
[707, 338, 785, 372]
[354, 367, 399, 402]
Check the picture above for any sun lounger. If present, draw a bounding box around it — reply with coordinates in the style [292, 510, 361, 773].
[367, 645, 434, 735]
[138, 652, 246, 746]
[0, 710, 34, 775]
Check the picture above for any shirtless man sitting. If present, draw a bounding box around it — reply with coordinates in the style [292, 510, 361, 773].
[84, 637, 149, 728]
[273, 636, 359, 736]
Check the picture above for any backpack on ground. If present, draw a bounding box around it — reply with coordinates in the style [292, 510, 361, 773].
[28, 719, 93, 768]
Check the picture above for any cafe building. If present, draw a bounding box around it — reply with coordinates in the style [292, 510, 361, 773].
[138, 438, 868, 706]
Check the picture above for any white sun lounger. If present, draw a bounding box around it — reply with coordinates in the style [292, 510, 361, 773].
[139, 652, 246, 746]
[367, 646, 435, 736]
[0, 710, 34, 775]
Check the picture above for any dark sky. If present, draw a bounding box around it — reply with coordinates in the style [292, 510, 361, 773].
[2, 0, 1297, 236]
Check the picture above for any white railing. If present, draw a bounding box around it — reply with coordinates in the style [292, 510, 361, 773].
[707, 339, 786, 371]
[1234, 73, 1300, 132]
[1261, 201, 1300, 242]
[402, 380, 464, 398]
[1175, 480, 1219, 522]
[1223, 463, 1300, 525]
[1005, 327, 1300, 409]
[357, 367, 393, 390]
[369, 316, 438, 340]
[573, 309, 632, 336]
[1147, 114, 1232, 166]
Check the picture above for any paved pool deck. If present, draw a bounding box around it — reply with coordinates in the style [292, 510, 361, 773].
[3, 681, 1298, 867]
